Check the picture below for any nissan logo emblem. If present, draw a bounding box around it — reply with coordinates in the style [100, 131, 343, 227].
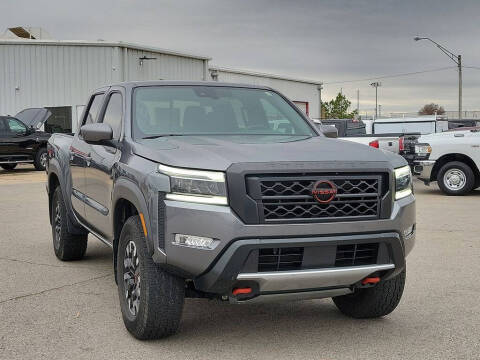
[312, 180, 337, 203]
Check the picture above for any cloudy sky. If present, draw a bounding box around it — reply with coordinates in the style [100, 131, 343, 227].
[2, 0, 480, 115]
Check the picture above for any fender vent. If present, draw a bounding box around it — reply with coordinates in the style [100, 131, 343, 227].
[157, 193, 166, 249]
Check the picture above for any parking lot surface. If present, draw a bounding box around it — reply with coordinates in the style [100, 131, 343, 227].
[1, 166, 479, 360]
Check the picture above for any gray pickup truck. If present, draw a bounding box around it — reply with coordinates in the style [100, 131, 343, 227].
[46, 81, 416, 339]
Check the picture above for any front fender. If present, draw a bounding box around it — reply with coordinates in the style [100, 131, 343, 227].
[112, 178, 154, 254]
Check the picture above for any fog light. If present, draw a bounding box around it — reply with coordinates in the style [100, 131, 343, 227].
[403, 225, 415, 239]
[173, 234, 219, 249]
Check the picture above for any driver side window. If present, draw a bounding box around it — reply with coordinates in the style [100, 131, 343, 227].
[7, 118, 27, 135]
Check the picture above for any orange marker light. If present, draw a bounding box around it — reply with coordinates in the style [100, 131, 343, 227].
[139, 213, 148, 237]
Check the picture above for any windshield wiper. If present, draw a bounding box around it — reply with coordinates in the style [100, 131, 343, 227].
[142, 134, 186, 139]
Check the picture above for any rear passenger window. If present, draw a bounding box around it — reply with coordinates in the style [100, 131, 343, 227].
[101, 93, 123, 140]
[83, 94, 104, 125]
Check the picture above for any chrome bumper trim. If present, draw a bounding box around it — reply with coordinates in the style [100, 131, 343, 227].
[413, 160, 435, 181]
[230, 288, 352, 304]
[236, 264, 395, 292]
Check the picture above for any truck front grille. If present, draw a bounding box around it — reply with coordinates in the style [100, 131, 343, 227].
[253, 243, 380, 272]
[250, 174, 383, 223]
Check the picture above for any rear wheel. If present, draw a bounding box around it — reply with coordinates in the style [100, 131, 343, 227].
[0, 164, 17, 171]
[437, 161, 475, 196]
[51, 187, 88, 260]
[34, 147, 48, 171]
[333, 269, 406, 318]
[117, 216, 185, 340]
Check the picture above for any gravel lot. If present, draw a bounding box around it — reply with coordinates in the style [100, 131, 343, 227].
[1, 165, 479, 360]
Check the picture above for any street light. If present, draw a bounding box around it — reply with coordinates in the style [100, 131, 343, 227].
[414, 36, 462, 119]
[370, 82, 381, 119]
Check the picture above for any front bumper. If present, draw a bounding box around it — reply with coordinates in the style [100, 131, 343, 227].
[413, 160, 436, 184]
[155, 194, 416, 298]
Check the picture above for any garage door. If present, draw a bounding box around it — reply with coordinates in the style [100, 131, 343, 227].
[293, 101, 309, 116]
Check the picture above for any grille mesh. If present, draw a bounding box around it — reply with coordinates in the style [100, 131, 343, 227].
[335, 243, 379, 267]
[258, 247, 304, 272]
[253, 175, 382, 223]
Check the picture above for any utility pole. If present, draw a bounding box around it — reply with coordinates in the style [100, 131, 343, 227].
[414, 37, 462, 120]
[318, 83, 323, 119]
[370, 82, 381, 119]
[356, 89, 360, 114]
[379, 105, 382, 118]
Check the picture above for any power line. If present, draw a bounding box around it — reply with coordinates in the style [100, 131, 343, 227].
[323, 66, 456, 85]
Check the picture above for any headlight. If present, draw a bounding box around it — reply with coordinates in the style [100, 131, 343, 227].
[158, 164, 228, 205]
[394, 165, 413, 200]
[415, 144, 432, 154]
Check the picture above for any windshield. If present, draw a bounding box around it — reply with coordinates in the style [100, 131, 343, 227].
[132, 86, 316, 139]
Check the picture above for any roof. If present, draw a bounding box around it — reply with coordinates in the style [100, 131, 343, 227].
[0, 38, 211, 60]
[210, 66, 323, 86]
[97, 80, 274, 91]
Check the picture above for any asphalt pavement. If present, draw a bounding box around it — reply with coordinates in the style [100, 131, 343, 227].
[1, 166, 479, 359]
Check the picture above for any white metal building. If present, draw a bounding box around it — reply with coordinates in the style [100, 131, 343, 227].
[0, 39, 210, 132]
[209, 66, 323, 119]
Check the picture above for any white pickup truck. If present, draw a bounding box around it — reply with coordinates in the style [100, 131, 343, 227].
[414, 128, 480, 195]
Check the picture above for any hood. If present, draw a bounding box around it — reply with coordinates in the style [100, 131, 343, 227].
[133, 135, 406, 171]
[14, 108, 52, 129]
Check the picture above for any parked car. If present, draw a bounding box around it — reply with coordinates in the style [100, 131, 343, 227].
[414, 128, 480, 195]
[0, 108, 52, 171]
[46, 81, 415, 339]
[320, 118, 366, 137]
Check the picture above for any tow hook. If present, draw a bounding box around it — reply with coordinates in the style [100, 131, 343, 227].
[232, 287, 252, 296]
[361, 277, 381, 286]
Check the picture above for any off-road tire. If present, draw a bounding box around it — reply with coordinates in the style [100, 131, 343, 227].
[0, 164, 17, 170]
[34, 147, 48, 171]
[51, 187, 88, 260]
[437, 161, 475, 196]
[333, 269, 406, 318]
[116, 216, 185, 340]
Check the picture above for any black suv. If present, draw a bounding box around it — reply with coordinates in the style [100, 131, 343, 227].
[0, 108, 51, 171]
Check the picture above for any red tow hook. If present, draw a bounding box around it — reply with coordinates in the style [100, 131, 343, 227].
[232, 287, 252, 296]
[362, 277, 380, 285]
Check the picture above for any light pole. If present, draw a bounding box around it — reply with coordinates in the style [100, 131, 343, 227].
[370, 82, 381, 119]
[414, 36, 462, 120]
[317, 83, 323, 119]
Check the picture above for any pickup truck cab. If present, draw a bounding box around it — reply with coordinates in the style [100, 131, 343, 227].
[46, 81, 416, 339]
[414, 128, 480, 195]
[0, 108, 51, 171]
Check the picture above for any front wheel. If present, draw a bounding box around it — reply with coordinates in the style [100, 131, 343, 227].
[34, 147, 48, 171]
[437, 161, 475, 196]
[333, 269, 406, 318]
[117, 216, 185, 340]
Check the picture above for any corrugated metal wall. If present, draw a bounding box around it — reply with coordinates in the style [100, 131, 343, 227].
[126, 49, 206, 81]
[0, 43, 207, 130]
[215, 70, 321, 119]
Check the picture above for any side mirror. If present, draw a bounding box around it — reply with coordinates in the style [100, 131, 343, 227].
[318, 124, 338, 138]
[80, 123, 113, 143]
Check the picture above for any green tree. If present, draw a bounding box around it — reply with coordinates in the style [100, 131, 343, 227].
[322, 92, 358, 119]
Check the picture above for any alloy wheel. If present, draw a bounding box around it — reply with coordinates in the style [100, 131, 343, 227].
[54, 204, 61, 250]
[123, 241, 141, 316]
[40, 153, 48, 169]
